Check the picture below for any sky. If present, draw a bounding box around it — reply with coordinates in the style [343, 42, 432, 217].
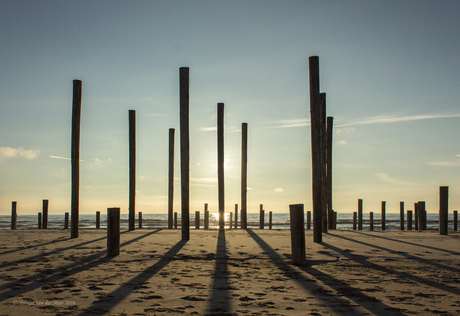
[1, 0, 460, 216]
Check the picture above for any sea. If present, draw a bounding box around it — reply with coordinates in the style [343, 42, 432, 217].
[0, 213, 456, 231]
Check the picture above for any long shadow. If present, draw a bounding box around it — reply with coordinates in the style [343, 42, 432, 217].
[246, 229, 403, 316]
[350, 230, 460, 256]
[206, 229, 231, 315]
[323, 234, 460, 296]
[0, 234, 71, 256]
[79, 239, 188, 315]
[0, 229, 162, 298]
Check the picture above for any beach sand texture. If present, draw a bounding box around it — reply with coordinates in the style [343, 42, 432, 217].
[0, 229, 459, 315]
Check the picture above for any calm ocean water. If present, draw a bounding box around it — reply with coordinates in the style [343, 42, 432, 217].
[0, 213, 455, 231]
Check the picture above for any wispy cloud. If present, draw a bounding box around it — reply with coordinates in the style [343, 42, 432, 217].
[50, 156, 85, 162]
[198, 126, 241, 132]
[0, 147, 40, 159]
[337, 140, 349, 146]
[375, 173, 415, 185]
[270, 118, 309, 128]
[274, 188, 284, 192]
[338, 113, 460, 127]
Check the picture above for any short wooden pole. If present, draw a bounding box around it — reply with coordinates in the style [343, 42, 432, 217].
[139, 212, 143, 229]
[107, 208, 120, 257]
[129, 109, 136, 231]
[414, 203, 419, 230]
[234, 204, 238, 229]
[407, 210, 413, 231]
[400, 201, 405, 230]
[418, 201, 426, 230]
[369, 212, 374, 231]
[289, 204, 306, 266]
[381, 201, 386, 231]
[306, 211, 311, 230]
[241, 123, 248, 229]
[352, 212, 357, 230]
[357, 199, 363, 230]
[180, 67, 190, 240]
[38, 212, 42, 229]
[71, 79, 82, 239]
[174, 212, 178, 229]
[454, 210, 458, 231]
[204, 203, 209, 230]
[269, 211, 273, 229]
[96, 211, 101, 229]
[439, 186, 448, 235]
[195, 211, 200, 229]
[168, 128, 175, 229]
[218, 103, 225, 231]
[229, 212, 233, 230]
[42, 199, 49, 229]
[334, 211, 337, 229]
[259, 208, 265, 229]
[11, 201, 17, 230]
[64, 212, 69, 229]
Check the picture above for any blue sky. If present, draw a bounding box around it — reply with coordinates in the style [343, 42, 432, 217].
[1, 0, 460, 215]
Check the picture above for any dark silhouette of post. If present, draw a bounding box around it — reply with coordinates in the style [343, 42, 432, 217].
[259, 208, 265, 229]
[381, 201, 386, 231]
[204, 203, 209, 230]
[42, 199, 49, 229]
[353, 212, 357, 230]
[11, 201, 17, 230]
[309, 56, 322, 242]
[407, 210, 413, 230]
[195, 211, 200, 229]
[454, 210, 458, 231]
[38, 213, 42, 229]
[326, 116, 333, 229]
[439, 186, 448, 235]
[107, 207, 120, 257]
[358, 199, 363, 230]
[289, 204, 306, 266]
[96, 211, 100, 229]
[168, 128, 175, 229]
[414, 202, 419, 230]
[229, 212, 233, 230]
[269, 211, 273, 229]
[306, 210, 311, 230]
[320, 93, 327, 233]
[218, 103, 225, 231]
[64, 212, 69, 229]
[180, 67, 190, 240]
[129, 109, 136, 231]
[419, 201, 426, 230]
[139, 212, 143, 229]
[241, 122, 248, 229]
[174, 212, 178, 229]
[400, 202, 405, 230]
[370, 212, 374, 231]
[234, 204, 238, 229]
[334, 211, 337, 229]
[71, 79, 82, 239]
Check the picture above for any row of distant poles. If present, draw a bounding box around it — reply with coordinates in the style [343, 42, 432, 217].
[69, 67, 250, 239]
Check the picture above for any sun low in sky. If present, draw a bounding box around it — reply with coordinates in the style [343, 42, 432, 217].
[1, 0, 460, 216]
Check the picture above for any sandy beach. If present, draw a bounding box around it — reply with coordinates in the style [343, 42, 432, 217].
[0, 228, 459, 315]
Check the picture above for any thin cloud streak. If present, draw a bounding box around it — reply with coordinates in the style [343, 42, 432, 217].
[337, 113, 460, 127]
[50, 156, 85, 162]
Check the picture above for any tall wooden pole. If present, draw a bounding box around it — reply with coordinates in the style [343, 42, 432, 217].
[400, 201, 405, 230]
[42, 199, 49, 229]
[218, 103, 225, 230]
[241, 122, 248, 229]
[309, 56, 322, 242]
[439, 186, 448, 235]
[358, 199, 363, 230]
[381, 201, 386, 231]
[71, 79, 82, 239]
[234, 204, 238, 229]
[326, 116, 333, 229]
[319, 93, 327, 233]
[180, 67, 190, 240]
[129, 109, 136, 231]
[168, 128, 175, 229]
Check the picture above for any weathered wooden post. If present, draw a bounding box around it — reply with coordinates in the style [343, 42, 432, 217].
[414, 202, 419, 231]
[309, 56, 322, 243]
[71, 79, 82, 239]
[439, 186, 448, 235]
[180, 67, 190, 240]
[204, 203, 209, 230]
[289, 204, 306, 266]
[454, 210, 458, 231]
[139, 212, 143, 229]
[174, 212, 178, 229]
[42, 199, 49, 229]
[334, 211, 337, 229]
[352, 212, 357, 230]
[369, 212, 374, 231]
[96, 211, 100, 229]
[326, 116, 333, 230]
[400, 201, 405, 230]
[229, 212, 233, 230]
[419, 201, 427, 230]
[259, 207, 265, 230]
[38, 212, 42, 229]
[11, 202, 17, 230]
[320, 93, 327, 233]
[358, 199, 363, 230]
[306, 210, 311, 230]
[195, 211, 200, 229]
[241, 122, 248, 229]
[407, 210, 413, 230]
[381, 201, 386, 231]
[168, 128, 175, 229]
[129, 109, 136, 231]
[234, 204, 238, 229]
[218, 103, 225, 231]
[269, 211, 273, 229]
[107, 207, 120, 257]
[64, 212, 69, 229]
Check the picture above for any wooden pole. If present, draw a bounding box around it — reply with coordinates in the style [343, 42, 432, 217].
[357, 199, 363, 230]
[414, 203, 419, 231]
[419, 201, 426, 230]
[400, 201, 405, 231]
[289, 204, 306, 266]
[320, 93, 327, 233]
[129, 109, 136, 231]
[96, 211, 100, 229]
[381, 201, 386, 231]
[11, 202, 17, 230]
[306, 210, 311, 230]
[229, 212, 233, 230]
[439, 186, 448, 235]
[369, 212, 374, 231]
[107, 207, 120, 257]
[42, 199, 49, 229]
[334, 211, 337, 229]
[71, 79, 82, 239]
[139, 212, 143, 229]
[352, 212, 357, 230]
[195, 211, 200, 229]
[269, 211, 273, 229]
[241, 122, 248, 229]
[326, 116, 333, 230]
[168, 128, 175, 229]
[204, 203, 209, 230]
[309, 56, 322, 243]
[453, 210, 458, 231]
[174, 212, 178, 229]
[180, 67, 190, 240]
[38, 212, 42, 229]
[234, 204, 238, 229]
[407, 210, 413, 231]
[218, 103, 225, 231]
[259, 208, 265, 230]
[64, 212, 69, 229]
